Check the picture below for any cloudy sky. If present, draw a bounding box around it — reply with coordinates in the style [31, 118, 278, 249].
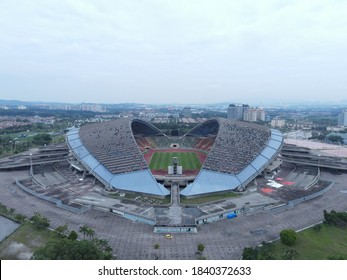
[0, 0, 346, 105]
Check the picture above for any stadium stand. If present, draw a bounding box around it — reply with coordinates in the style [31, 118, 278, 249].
[135, 137, 153, 151]
[67, 117, 283, 198]
[79, 119, 148, 175]
[203, 119, 270, 174]
[181, 118, 283, 197]
[194, 137, 215, 152]
[67, 119, 170, 197]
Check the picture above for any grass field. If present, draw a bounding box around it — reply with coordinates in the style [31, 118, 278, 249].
[271, 224, 347, 259]
[149, 151, 202, 170]
[180, 192, 240, 205]
[0, 222, 56, 260]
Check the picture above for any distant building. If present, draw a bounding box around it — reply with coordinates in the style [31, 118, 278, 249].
[243, 108, 265, 122]
[271, 117, 286, 128]
[327, 126, 346, 132]
[227, 104, 249, 120]
[82, 104, 106, 113]
[36, 104, 51, 110]
[17, 105, 27, 110]
[338, 109, 347, 126]
[257, 109, 266, 121]
[182, 107, 192, 118]
[243, 109, 257, 122]
[36, 103, 106, 112]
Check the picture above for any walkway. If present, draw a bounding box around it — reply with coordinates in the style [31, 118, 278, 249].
[167, 182, 182, 225]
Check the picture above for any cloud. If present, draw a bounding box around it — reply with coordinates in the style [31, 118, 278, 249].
[0, 0, 346, 104]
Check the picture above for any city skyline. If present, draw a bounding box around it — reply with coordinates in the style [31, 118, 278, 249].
[1, 0, 346, 105]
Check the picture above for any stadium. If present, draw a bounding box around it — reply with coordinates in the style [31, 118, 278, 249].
[66, 117, 284, 198]
[1, 115, 346, 259]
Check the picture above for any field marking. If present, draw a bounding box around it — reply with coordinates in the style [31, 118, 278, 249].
[215, 204, 226, 211]
[149, 151, 202, 170]
[140, 207, 152, 215]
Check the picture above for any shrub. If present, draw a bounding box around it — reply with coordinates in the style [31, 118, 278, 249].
[280, 229, 297, 246]
[324, 210, 347, 227]
[68, 231, 78, 240]
[242, 247, 258, 260]
[313, 224, 322, 232]
[282, 248, 299, 260]
[197, 243, 205, 253]
[30, 212, 50, 230]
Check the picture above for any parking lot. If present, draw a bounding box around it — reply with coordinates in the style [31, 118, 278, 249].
[1, 168, 347, 259]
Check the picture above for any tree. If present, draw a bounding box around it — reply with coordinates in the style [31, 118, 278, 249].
[241, 242, 276, 260]
[280, 229, 297, 246]
[31, 238, 113, 260]
[86, 227, 95, 241]
[324, 210, 335, 225]
[8, 208, 15, 217]
[14, 213, 27, 224]
[79, 225, 89, 239]
[55, 224, 69, 237]
[242, 247, 258, 260]
[32, 133, 52, 146]
[154, 244, 160, 249]
[324, 210, 347, 227]
[30, 212, 50, 230]
[327, 135, 344, 144]
[0, 203, 8, 215]
[68, 230, 78, 241]
[257, 242, 276, 260]
[93, 238, 113, 259]
[79, 225, 95, 240]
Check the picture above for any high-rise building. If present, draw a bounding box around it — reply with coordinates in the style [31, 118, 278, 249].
[227, 104, 249, 120]
[257, 109, 265, 122]
[338, 109, 347, 126]
[243, 108, 266, 122]
[243, 109, 257, 122]
[271, 117, 286, 128]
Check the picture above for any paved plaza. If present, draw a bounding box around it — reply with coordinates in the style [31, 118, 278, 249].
[1, 169, 347, 259]
[285, 138, 347, 157]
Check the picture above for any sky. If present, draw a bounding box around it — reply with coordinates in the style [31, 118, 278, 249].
[0, 0, 346, 105]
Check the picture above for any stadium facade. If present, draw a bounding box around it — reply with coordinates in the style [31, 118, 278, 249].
[66, 118, 283, 198]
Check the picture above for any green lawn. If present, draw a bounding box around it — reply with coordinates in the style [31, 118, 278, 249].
[181, 192, 239, 205]
[272, 224, 347, 259]
[149, 151, 202, 170]
[0, 222, 57, 260]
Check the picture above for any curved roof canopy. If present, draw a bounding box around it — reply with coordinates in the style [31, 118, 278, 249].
[131, 119, 165, 137]
[67, 118, 283, 197]
[181, 120, 283, 196]
[67, 119, 169, 196]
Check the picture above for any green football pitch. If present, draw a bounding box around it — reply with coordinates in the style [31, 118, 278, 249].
[149, 151, 202, 170]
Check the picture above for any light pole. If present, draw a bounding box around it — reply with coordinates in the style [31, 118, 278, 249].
[29, 153, 33, 174]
